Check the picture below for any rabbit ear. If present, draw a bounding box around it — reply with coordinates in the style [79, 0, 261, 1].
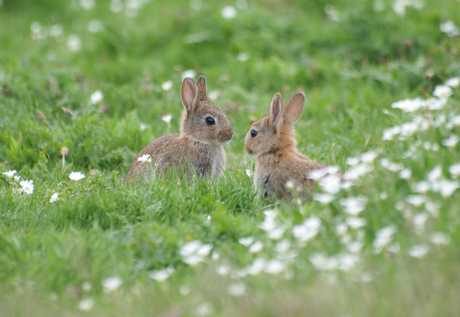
[195, 76, 207, 102]
[283, 93, 305, 124]
[181, 77, 196, 111]
[269, 93, 284, 127]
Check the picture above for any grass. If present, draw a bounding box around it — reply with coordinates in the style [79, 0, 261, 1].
[1, 0, 460, 315]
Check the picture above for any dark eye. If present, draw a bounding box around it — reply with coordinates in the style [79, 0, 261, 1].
[205, 117, 215, 125]
[251, 130, 258, 137]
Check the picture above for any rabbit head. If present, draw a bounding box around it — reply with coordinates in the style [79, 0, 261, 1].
[180, 76, 233, 146]
[245, 92, 305, 157]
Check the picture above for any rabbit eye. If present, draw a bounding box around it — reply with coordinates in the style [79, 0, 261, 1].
[205, 117, 215, 125]
[250, 130, 258, 137]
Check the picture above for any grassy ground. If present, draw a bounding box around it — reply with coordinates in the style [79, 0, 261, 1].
[1, 0, 460, 316]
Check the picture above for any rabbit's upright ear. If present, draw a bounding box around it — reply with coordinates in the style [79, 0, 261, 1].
[181, 77, 196, 111]
[195, 76, 207, 102]
[284, 93, 305, 124]
[269, 93, 284, 127]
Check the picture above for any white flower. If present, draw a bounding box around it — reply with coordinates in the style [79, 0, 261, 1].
[267, 227, 285, 240]
[337, 254, 359, 271]
[50, 193, 59, 203]
[399, 168, 412, 179]
[264, 259, 285, 274]
[373, 225, 397, 252]
[102, 277, 122, 293]
[196, 302, 214, 316]
[391, 98, 424, 113]
[182, 255, 203, 266]
[336, 223, 347, 236]
[346, 217, 367, 229]
[78, 298, 95, 311]
[221, 6, 237, 19]
[313, 193, 335, 204]
[227, 282, 246, 296]
[380, 192, 388, 200]
[2, 170, 17, 178]
[428, 165, 443, 181]
[413, 212, 428, 234]
[307, 168, 329, 181]
[361, 151, 378, 163]
[80, 0, 95, 10]
[446, 77, 460, 88]
[347, 241, 364, 253]
[442, 135, 459, 147]
[285, 180, 295, 189]
[14, 176, 21, 181]
[161, 114, 172, 123]
[430, 232, 451, 246]
[246, 258, 266, 275]
[406, 195, 425, 207]
[245, 169, 253, 177]
[309, 253, 338, 271]
[238, 236, 254, 247]
[399, 122, 419, 139]
[49, 24, 63, 37]
[181, 69, 196, 80]
[216, 264, 230, 275]
[382, 126, 401, 141]
[88, 19, 104, 33]
[339, 196, 367, 216]
[82, 282, 92, 292]
[259, 217, 277, 232]
[293, 216, 321, 242]
[137, 154, 152, 163]
[344, 163, 374, 181]
[433, 85, 453, 99]
[346, 157, 360, 166]
[249, 241, 263, 253]
[140, 123, 148, 131]
[275, 239, 291, 253]
[149, 269, 170, 282]
[408, 245, 428, 258]
[387, 242, 400, 253]
[449, 163, 460, 178]
[436, 179, 460, 197]
[67, 34, 82, 52]
[90, 90, 103, 104]
[319, 174, 342, 194]
[161, 80, 173, 91]
[69, 171, 85, 181]
[414, 181, 430, 193]
[20, 180, 34, 195]
[325, 4, 339, 21]
[380, 158, 404, 172]
[208, 90, 220, 100]
[237, 53, 249, 62]
[440, 21, 460, 37]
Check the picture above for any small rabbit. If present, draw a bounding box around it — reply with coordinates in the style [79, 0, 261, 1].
[127, 76, 233, 181]
[244, 92, 337, 201]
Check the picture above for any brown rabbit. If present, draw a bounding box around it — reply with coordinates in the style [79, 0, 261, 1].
[127, 76, 233, 181]
[244, 92, 336, 201]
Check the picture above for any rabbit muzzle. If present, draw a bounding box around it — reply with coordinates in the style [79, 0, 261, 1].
[218, 129, 233, 145]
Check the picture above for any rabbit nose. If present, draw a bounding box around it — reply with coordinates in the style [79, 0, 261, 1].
[219, 129, 233, 143]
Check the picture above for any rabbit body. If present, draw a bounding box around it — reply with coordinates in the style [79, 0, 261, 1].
[245, 92, 330, 201]
[127, 76, 233, 181]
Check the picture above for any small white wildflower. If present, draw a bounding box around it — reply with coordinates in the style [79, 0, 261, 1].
[49, 24, 63, 37]
[88, 19, 103, 33]
[2, 170, 17, 178]
[399, 168, 412, 179]
[181, 69, 196, 80]
[137, 154, 152, 163]
[67, 34, 82, 52]
[347, 241, 364, 253]
[221, 6, 237, 19]
[437, 179, 460, 197]
[337, 254, 359, 271]
[246, 258, 266, 275]
[249, 241, 263, 253]
[319, 174, 342, 194]
[391, 98, 424, 113]
[102, 277, 122, 293]
[313, 193, 335, 204]
[373, 225, 397, 252]
[413, 212, 428, 234]
[216, 264, 230, 275]
[344, 163, 374, 181]
[237, 52, 249, 62]
[408, 245, 428, 258]
[324, 4, 339, 21]
[275, 239, 291, 254]
[182, 255, 203, 266]
[293, 216, 321, 242]
[387, 242, 400, 253]
[380, 158, 404, 172]
[80, 0, 95, 10]
[50, 193, 59, 203]
[149, 269, 170, 282]
[82, 282, 92, 292]
[264, 259, 285, 274]
[14, 175, 20, 181]
[346, 217, 367, 229]
[238, 236, 254, 247]
[78, 298, 95, 311]
[285, 180, 295, 189]
[380, 192, 388, 200]
[430, 232, 451, 246]
[442, 135, 459, 147]
[267, 227, 285, 240]
[382, 126, 401, 141]
[161, 80, 173, 91]
[339, 196, 367, 216]
[414, 181, 430, 193]
[449, 163, 460, 178]
[161, 114, 172, 123]
[245, 169, 253, 177]
[208, 90, 220, 100]
[20, 180, 34, 195]
[90, 90, 103, 104]
[428, 165, 443, 181]
[446, 77, 460, 88]
[433, 85, 453, 99]
[346, 157, 360, 166]
[360, 151, 378, 163]
[336, 223, 348, 236]
[69, 171, 86, 181]
[140, 123, 148, 131]
[406, 195, 425, 207]
[440, 21, 460, 37]
[196, 302, 214, 316]
[227, 282, 246, 296]
[307, 168, 329, 181]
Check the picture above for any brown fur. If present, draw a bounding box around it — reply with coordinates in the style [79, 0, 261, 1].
[127, 76, 233, 181]
[244, 92, 330, 201]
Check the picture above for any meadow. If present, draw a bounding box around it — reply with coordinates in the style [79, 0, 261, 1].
[1, 0, 460, 316]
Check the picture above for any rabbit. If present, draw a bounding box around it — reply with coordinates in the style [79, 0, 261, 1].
[244, 92, 339, 201]
[126, 76, 233, 181]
